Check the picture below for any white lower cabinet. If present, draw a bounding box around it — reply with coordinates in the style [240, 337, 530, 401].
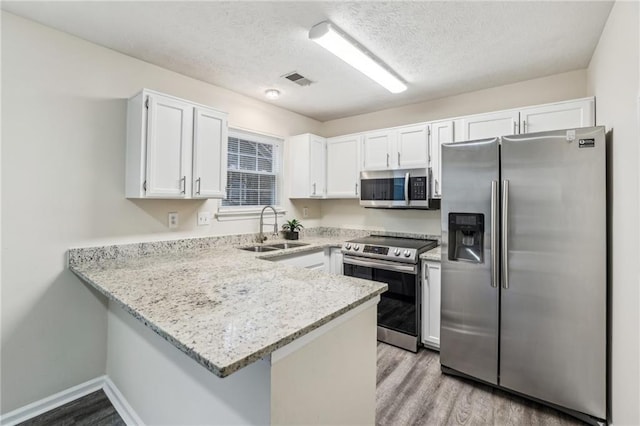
[269, 247, 343, 275]
[272, 249, 325, 270]
[421, 260, 441, 350]
[325, 247, 344, 275]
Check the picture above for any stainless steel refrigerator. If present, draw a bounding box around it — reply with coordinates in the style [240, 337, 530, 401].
[440, 126, 606, 425]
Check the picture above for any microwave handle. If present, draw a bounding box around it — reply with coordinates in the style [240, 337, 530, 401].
[404, 172, 410, 206]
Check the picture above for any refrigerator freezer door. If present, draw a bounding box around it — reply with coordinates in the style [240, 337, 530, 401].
[440, 138, 500, 384]
[500, 127, 606, 419]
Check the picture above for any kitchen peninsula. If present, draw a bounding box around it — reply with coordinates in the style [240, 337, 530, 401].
[68, 234, 387, 425]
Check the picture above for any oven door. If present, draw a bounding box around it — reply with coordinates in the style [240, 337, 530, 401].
[343, 255, 420, 347]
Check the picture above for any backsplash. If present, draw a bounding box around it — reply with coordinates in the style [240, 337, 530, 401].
[68, 226, 440, 267]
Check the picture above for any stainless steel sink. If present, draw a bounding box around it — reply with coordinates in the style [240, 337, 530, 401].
[239, 245, 279, 252]
[266, 242, 310, 250]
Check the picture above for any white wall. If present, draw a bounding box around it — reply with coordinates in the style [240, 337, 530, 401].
[318, 71, 589, 235]
[586, 1, 640, 424]
[321, 70, 587, 138]
[0, 12, 322, 413]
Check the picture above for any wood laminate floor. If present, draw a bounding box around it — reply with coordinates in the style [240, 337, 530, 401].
[18, 390, 125, 426]
[377, 343, 585, 425]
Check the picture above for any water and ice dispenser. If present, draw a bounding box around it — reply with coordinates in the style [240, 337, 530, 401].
[448, 213, 484, 263]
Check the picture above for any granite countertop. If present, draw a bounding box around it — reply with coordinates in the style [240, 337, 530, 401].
[69, 235, 387, 378]
[420, 245, 441, 262]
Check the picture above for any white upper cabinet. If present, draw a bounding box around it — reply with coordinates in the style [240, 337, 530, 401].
[309, 136, 326, 197]
[397, 124, 429, 169]
[126, 89, 228, 199]
[363, 124, 429, 171]
[461, 109, 520, 141]
[144, 94, 193, 198]
[326, 134, 361, 198]
[519, 97, 595, 134]
[289, 133, 327, 198]
[192, 107, 228, 198]
[363, 130, 395, 170]
[430, 120, 454, 198]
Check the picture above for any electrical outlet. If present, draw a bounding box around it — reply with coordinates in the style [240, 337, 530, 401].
[303, 207, 309, 218]
[197, 211, 211, 226]
[168, 212, 179, 229]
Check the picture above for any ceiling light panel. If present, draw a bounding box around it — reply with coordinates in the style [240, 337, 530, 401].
[309, 21, 407, 94]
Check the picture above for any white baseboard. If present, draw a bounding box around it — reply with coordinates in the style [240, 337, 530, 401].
[0, 376, 143, 426]
[103, 377, 145, 426]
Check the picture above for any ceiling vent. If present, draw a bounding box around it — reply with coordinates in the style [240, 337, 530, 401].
[283, 72, 314, 87]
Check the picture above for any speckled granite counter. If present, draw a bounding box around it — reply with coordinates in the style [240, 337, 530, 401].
[69, 234, 386, 378]
[420, 245, 441, 262]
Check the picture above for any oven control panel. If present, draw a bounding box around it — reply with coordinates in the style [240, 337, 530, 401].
[342, 243, 419, 263]
[363, 245, 389, 255]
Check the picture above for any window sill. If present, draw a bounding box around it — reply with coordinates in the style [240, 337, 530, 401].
[215, 206, 287, 222]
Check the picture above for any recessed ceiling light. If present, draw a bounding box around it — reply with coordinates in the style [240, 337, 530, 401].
[264, 89, 280, 100]
[309, 20, 407, 94]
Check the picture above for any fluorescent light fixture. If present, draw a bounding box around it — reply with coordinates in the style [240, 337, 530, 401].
[264, 89, 280, 100]
[309, 21, 407, 94]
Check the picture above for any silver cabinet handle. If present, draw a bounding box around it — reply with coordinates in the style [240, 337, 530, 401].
[355, 183, 358, 196]
[312, 182, 316, 195]
[522, 120, 527, 133]
[491, 180, 499, 288]
[502, 180, 510, 289]
[180, 176, 186, 194]
[195, 177, 201, 195]
[435, 178, 439, 195]
[404, 172, 410, 206]
[386, 153, 390, 167]
[397, 151, 401, 166]
[513, 121, 517, 134]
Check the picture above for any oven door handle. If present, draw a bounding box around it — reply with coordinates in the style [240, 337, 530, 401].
[343, 255, 417, 274]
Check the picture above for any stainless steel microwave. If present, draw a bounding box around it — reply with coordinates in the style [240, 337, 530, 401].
[359, 168, 440, 209]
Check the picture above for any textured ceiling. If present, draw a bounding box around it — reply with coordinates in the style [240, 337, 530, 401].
[2, 1, 613, 121]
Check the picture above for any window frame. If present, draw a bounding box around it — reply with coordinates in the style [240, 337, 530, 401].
[216, 128, 285, 220]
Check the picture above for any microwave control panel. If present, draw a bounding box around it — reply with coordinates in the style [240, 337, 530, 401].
[410, 176, 427, 201]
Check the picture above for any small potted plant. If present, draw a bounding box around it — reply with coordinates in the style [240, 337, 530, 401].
[281, 219, 303, 240]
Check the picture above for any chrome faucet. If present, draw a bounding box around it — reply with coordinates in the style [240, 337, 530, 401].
[258, 205, 278, 243]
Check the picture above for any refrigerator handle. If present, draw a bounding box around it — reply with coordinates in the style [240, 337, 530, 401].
[491, 180, 499, 288]
[502, 179, 510, 289]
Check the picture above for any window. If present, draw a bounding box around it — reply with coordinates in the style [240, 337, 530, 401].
[221, 129, 281, 208]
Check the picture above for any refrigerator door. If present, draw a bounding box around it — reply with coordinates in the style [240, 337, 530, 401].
[500, 127, 606, 419]
[440, 138, 500, 384]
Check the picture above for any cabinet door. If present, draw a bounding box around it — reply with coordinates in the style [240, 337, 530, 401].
[309, 135, 326, 197]
[397, 124, 429, 168]
[430, 120, 454, 198]
[326, 135, 361, 198]
[422, 261, 441, 349]
[145, 94, 193, 197]
[520, 98, 595, 134]
[331, 248, 343, 275]
[363, 130, 394, 170]
[192, 107, 228, 198]
[462, 110, 519, 141]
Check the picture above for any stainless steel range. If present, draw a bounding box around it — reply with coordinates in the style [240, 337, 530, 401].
[341, 236, 438, 352]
